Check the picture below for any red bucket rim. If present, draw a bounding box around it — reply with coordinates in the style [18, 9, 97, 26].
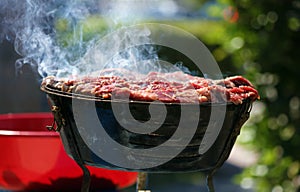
[0, 112, 58, 136]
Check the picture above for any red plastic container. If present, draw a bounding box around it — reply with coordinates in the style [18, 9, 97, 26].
[0, 113, 137, 191]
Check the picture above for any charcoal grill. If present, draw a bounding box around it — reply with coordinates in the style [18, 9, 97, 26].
[41, 84, 252, 192]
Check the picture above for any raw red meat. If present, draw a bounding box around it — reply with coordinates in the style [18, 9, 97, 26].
[42, 69, 259, 105]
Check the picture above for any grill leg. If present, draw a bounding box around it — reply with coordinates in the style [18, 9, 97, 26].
[79, 164, 91, 192]
[136, 172, 149, 192]
[206, 173, 215, 192]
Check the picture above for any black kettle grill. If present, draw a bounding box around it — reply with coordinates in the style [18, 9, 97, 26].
[41, 84, 252, 192]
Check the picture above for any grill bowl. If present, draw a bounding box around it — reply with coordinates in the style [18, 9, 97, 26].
[0, 113, 137, 191]
[42, 85, 252, 173]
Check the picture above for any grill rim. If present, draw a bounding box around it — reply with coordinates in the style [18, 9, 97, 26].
[41, 84, 238, 106]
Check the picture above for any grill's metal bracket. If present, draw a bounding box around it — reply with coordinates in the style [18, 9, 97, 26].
[47, 105, 65, 132]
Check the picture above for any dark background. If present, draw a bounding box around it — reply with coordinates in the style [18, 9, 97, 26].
[0, 40, 49, 113]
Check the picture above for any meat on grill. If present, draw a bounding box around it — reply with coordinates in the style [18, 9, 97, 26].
[42, 69, 259, 105]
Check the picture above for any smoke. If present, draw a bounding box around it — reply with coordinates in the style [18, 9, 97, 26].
[1, 0, 95, 77]
[0, 0, 186, 78]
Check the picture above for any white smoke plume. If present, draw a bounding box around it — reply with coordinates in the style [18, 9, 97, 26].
[1, 0, 92, 77]
[0, 0, 189, 78]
